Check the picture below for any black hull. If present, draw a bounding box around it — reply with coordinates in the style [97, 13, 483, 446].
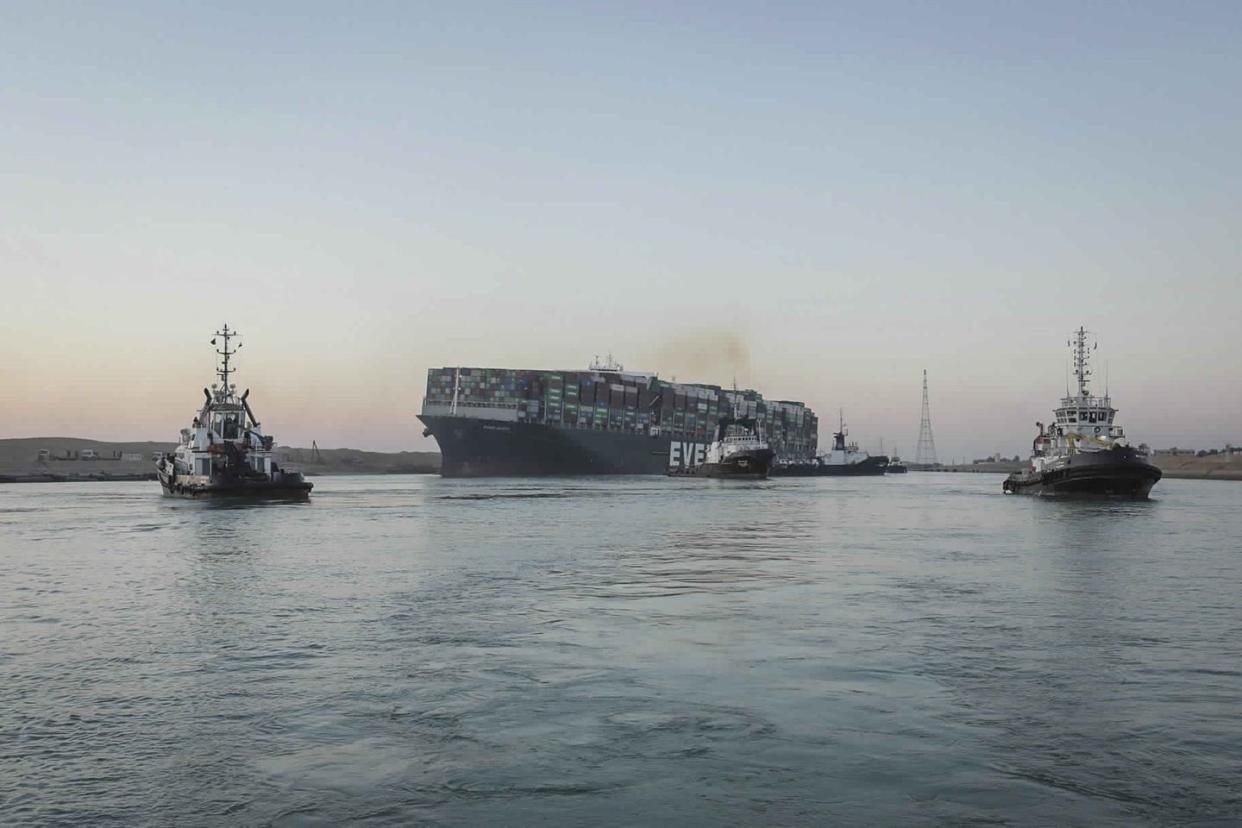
[667, 448, 774, 480]
[771, 456, 889, 477]
[420, 415, 707, 476]
[887, 464, 908, 474]
[158, 468, 312, 499]
[1003, 449, 1161, 499]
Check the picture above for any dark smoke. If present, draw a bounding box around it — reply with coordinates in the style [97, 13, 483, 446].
[644, 331, 752, 386]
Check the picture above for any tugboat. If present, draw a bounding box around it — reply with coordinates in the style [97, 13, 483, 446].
[886, 450, 908, 474]
[1003, 328, 1161, 498]
[156, 325, 312, 499]
[668, 413, 775, 480]
[772, 412, 889, 476]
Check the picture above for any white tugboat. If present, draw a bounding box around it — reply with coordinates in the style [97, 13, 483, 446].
[771, 412, 889, 476]
[156, 325, 312, 499]
[1003, 327, 1161, 498]
[668, 413, 775, 479]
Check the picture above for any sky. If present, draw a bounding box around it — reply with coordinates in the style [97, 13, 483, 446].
[3, 1, 1240, 459]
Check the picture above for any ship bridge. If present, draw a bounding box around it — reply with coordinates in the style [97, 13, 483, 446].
[1051, 327, 1126, 442]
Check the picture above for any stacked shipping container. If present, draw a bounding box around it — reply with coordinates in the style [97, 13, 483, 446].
[425, 367, 818, 459]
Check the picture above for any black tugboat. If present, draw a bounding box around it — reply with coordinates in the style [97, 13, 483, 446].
[1003, 328, 1161, 499]
[156, 325, 312, 499]
[772, 412, 889, 476]
[668, 413, 774, 480]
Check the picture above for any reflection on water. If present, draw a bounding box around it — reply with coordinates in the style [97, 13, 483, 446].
[2, 475, 1240, 826]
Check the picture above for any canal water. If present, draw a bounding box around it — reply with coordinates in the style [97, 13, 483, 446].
[2, 474, 1240, 825]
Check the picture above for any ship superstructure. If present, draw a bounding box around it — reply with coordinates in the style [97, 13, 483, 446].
[418, 363, 817, 476]
[156, 325, 311, 498]
[1003, 328, 1160, 497]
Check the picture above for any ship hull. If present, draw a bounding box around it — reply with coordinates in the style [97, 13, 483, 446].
[667, 448, 774, 480]
[771, 456, 889, 477]
[420, 415, 678, 476]
[1003, 449, 1161, 499]
[158, 467, 312, 499]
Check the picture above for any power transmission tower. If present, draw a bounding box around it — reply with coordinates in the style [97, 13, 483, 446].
[914, 369, 939, 466]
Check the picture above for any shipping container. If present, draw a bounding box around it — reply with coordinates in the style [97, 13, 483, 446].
[423, 365, 820, 463]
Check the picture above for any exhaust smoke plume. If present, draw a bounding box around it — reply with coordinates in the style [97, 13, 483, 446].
[642, 331, 752, 387]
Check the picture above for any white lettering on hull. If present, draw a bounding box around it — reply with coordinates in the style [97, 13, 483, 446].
[668, 442, 708, 468]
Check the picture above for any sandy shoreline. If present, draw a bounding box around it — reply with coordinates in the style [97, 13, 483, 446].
[3, 438, 1238, 483]
[0, 437, 440, 483]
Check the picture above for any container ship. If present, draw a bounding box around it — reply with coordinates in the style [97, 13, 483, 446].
[418, 358, 818, 476]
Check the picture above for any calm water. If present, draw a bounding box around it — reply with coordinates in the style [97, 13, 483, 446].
[2, 474, 1241, 826]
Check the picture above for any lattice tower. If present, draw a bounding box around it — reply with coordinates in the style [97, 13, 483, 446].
[914, 369, 939, 466]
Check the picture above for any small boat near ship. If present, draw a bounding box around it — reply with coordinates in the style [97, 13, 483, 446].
[771, 412, 889, 476]
[886, 453, 908, 474]
[1003, 328, 1160, 499]
[668, 413, 774, 480]
[156, 325, 312, 499]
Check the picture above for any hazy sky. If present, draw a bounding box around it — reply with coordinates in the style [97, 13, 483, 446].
[4, 2, 1240, 458]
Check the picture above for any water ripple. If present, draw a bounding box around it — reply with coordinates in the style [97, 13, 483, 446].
[1, 475, 1240, 825]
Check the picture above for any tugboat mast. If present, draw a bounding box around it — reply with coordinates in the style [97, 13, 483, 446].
[213, 324, 240, 397]
[1072, 326, 1093, 397]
